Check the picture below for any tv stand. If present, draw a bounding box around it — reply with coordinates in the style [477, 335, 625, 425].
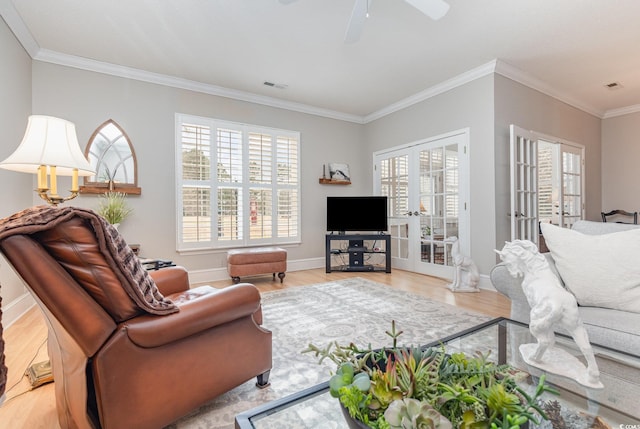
[325, 233, 391, 273]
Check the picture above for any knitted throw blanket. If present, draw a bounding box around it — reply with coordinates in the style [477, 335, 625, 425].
[0, 205, 177, 315]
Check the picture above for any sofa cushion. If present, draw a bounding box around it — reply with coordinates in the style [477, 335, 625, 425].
[540, 223, 640, 313]
[579, 307, 640, 355]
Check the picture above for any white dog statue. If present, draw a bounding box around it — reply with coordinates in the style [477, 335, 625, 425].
[495, 240, 603, 388]
[445, 236, 479, 292]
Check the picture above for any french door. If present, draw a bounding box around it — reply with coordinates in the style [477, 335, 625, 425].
[374, 130, 470, 279]
[509, 125, 585, 243]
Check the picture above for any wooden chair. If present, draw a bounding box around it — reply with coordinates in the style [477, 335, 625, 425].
[601, 209, 638, 224]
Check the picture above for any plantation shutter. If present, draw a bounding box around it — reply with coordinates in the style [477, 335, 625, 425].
[180, 122, 212, 243]
[176, 114, 300, 250]
[217, 128, 244, 243]
[248, 132, 273, 240]
[276, 135, 299, 238]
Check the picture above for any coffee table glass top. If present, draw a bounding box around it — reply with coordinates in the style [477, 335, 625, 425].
[235, 318, 640, 429]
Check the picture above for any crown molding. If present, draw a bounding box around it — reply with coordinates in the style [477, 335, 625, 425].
[33, 49, 366, 124]
[32, 50, 612, 124]
[0, 0, 39, 57]
[602, 103, 640, 119]
[494, 60, 604, 118]
[4, 1, 625, 124]
[363, 60, 499, 123]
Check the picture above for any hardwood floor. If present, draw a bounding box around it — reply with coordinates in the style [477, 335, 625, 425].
[0, 268, 510, 428]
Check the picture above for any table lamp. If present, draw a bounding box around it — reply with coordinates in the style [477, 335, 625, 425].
[0, 115, 95, 390]
[0, 115, 95, 205]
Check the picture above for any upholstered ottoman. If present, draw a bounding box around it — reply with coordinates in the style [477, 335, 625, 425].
[227, 247, 287, 284]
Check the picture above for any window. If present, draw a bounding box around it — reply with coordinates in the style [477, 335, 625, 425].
[81, 119, 141, 194]
[176, 114, 300, 250]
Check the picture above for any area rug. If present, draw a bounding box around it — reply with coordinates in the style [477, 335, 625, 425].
[167, 277, 491, 429]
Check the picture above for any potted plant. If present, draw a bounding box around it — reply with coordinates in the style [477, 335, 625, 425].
[303, 321, 556, 429]
[97, 191, 133, 228]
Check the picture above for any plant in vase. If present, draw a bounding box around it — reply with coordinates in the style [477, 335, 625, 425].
[97, 191, 133, 228]
[303, 322, 557, 429]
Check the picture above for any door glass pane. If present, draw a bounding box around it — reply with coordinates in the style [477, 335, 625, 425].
[561, 149, 582, 227]
[537, 142, 554, 224]
[431, 147, 443, 170]
[380, 155, 410, 259]
[419, 144, 459, 266]
[445, 194, 458, 218]
[512, 134, 538, 242]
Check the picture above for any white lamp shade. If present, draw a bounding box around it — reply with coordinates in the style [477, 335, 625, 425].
[0, 115, 95, 176]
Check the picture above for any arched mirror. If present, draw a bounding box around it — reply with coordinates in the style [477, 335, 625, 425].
[80, 119, 141, 194]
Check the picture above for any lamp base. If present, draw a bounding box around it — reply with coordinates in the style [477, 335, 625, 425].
[25, 359, 53, 389]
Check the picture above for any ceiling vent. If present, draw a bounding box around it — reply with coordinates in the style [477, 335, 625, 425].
[605, 82, 623, 90]
[263, 81, 288, 89]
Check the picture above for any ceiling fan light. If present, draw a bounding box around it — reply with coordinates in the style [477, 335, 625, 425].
[404, 0, 450, 21]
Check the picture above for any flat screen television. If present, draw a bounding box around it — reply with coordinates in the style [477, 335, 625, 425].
[326, 196, 388, 233]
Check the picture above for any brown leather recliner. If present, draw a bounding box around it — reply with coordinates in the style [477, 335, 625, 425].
[0, 209, 272, 429]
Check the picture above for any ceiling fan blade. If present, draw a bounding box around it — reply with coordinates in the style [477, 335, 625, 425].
[404, 0, 449, 20]
[344, 0, 369, 44]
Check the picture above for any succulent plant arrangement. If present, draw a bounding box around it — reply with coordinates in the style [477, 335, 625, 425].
[303, 321, 557, 429]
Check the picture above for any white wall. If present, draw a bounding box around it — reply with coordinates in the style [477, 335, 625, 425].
[493, 75, 602, 250]
[0, 17, 37, 326]
[364, 75, 496, 275]
[601, 111, 640, 213]
[31, 61, 366, 276]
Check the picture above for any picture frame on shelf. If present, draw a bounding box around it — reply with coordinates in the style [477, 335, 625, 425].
[328, 163, 350, 182]
[319, 162, 351, 185]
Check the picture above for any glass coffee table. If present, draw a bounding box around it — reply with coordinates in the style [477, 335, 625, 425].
[235, 318, 640, 429]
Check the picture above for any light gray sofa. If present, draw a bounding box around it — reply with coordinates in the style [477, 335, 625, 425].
[491, 220, 640, 356]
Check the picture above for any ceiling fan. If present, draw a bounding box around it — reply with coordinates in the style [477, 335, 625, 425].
[280, 0, 450, 44]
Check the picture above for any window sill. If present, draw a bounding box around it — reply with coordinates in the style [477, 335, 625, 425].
[177, 241, 301, 255]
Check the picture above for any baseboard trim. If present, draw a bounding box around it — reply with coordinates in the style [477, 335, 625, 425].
[3, 292, 36, 329]
[188, 257, 497, 292]
[187, 257, 325, 285]
[477, 274, 495, 292]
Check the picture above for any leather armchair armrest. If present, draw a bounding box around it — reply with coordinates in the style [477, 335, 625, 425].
[123, 283, 262, 347]
[149, 266, 190, 296]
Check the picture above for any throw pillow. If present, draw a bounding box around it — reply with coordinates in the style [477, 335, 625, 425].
[540, 223, 640, 313]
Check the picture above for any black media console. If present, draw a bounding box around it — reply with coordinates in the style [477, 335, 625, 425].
[325, 233, 391, 273]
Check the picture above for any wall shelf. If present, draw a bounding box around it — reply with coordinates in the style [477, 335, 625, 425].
[319, 178, 351, 185]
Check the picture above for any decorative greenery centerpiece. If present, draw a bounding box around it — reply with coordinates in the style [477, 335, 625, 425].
[97, 191, 133, 226]
[303, 322, 556, 429]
